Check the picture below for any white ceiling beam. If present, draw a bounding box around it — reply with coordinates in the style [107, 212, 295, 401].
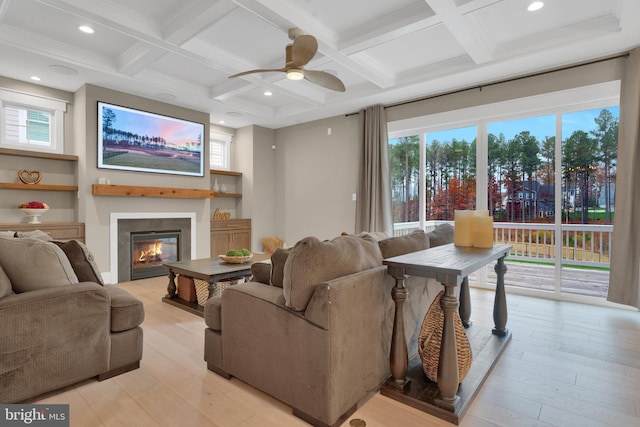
[424, 0, 495, 64]
[494, 14, 622, 60]
[339, 3, 440, 55]
[117, 42, 167, 76]
[162, 0, 237, 46]
[0, 25, 117, 72]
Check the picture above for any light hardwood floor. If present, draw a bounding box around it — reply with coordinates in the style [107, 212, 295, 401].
[35, 277, 640, 427]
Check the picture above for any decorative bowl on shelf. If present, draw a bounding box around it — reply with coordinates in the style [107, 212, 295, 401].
[20, 207, 49, 224]
[218, 253, 253, 264]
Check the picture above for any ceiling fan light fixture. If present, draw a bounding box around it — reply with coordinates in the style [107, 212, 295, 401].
[527, 1, 544, 12]
[287, 69, 304, 81]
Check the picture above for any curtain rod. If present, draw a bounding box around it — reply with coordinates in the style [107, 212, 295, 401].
[346, 52, 629, 116]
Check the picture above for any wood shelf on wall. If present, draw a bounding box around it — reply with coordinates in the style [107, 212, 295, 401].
[210, 169, 242, 176]
[214, 192, 241, 198]
[0, 182, 78, 191]
[0, 148, 78, 162]
[92, 184, 214, 199]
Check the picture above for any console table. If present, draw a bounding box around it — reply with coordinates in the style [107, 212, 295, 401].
[382, 243, 512, 424]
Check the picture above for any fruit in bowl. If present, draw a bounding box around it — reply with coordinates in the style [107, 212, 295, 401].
[19, 201, 49, 224]
[19, 201, 49, 209]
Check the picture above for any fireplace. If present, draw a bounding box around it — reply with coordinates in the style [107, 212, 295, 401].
[130, 231, 180, 280]
[112, 214, 194, 283]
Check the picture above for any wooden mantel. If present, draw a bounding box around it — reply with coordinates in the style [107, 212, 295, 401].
[92, 184, 214, 199]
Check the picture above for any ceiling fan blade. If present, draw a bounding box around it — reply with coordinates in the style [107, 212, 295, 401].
[291, 35, 318, 68]
[229, 68, 285, 78]
[303, 70, 346, 92]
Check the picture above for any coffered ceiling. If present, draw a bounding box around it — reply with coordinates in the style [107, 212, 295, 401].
[0, 0, 638, 129]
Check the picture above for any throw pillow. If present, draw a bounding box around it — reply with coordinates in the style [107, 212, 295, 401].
[378, 230, 430, 259]
[426, 223, 454, 248]
[357, 231, 390, 242]
[51, 240, 104, 285]
[283, 235, 382, 312]
[14, 230, 53, 241]
[269, 247, 291, 288]
[0, 263, 14, 299]
[0, 236, 78, 293]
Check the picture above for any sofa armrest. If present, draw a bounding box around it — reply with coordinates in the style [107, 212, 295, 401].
[103, 285, 145, 332]
[0, 282, 111, 403]
[304, 265, 388, 330]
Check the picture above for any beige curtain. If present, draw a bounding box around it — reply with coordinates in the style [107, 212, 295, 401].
[355, 104, 393, 234]
[608, 48, 640, 308]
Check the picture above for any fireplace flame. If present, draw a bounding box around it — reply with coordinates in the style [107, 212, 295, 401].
[138, 241, 163, 262]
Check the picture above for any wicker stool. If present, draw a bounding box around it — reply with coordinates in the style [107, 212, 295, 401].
[418, 290, 473, 383]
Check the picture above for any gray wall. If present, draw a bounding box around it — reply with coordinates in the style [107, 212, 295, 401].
[74, 84, 211, 276]
[273, 115, 360, 244]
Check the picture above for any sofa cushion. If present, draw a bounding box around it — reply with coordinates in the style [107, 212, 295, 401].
[14, 230, 53, 241]
[283, 235, 382, 311]
[204, 295, 223, 331]
[357, 231, 390, 242]
[0, 263, 13, 298]
[52, 240, 104, 285]
[0, 236, 78, 293]
[378, 230, 430, 259]
[269, 247, 291, 288]
[103, 285, 145, 332]
[251, 260, 271, 285]
[426, 223, 454, 248]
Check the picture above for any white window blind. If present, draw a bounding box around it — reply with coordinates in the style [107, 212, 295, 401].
[210, 131, 232, 170]
[0, 89, 66, 154]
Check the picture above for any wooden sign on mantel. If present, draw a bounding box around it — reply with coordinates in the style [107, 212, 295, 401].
[212, 208, 231, 220]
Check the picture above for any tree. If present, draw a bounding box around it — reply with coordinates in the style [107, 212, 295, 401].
[539, 136, 555, 186]
[590, 109, 618, 224]
[512, 131, 540, 221]
[563, 130, 598, 223]
[488, 133, 506, 219]
[102, 108, 116, 142]
[389, 136, 420, 222]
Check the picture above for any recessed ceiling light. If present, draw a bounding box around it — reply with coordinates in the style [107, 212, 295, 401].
[527, 1, 544, 12]
[78, 25, 95, 34]
[30, 76, 41, 81]
[219, 120, 225, 124]
[49, 64, 79, 75]
[264, 91, 272, 96]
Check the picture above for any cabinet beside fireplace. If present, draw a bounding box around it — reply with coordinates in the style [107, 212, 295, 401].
[210, 218, 251, 257]
[0, 222, 84, 242]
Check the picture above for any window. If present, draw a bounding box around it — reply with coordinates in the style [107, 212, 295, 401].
[4, 106, 51, 146]
[0, 89, 66, 153]
[210, 130, 232, 170]
[388, 81, 619, 299]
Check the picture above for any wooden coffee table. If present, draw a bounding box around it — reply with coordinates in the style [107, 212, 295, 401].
[162, 254, 269, 316]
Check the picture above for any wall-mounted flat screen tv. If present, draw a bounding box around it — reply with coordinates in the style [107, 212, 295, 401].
[98, 102, 205, 177]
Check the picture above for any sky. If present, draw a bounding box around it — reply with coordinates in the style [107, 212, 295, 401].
[418, 105, 620, 145]
[100, 103, 203, 145]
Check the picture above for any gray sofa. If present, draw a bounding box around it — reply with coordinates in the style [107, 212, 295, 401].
[0, 233, 144, 403]
[203, 225, 454, 426]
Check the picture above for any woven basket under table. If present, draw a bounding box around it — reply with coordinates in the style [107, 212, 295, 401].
[418, 290, 473, 383]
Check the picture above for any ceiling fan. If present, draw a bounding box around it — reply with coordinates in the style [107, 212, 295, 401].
[228, 28, 346, 92]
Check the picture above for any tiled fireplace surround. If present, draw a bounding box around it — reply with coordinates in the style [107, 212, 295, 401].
[110, 212, 196, 283]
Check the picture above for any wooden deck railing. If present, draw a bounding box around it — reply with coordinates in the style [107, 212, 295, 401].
[393, 220, 613, 268]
